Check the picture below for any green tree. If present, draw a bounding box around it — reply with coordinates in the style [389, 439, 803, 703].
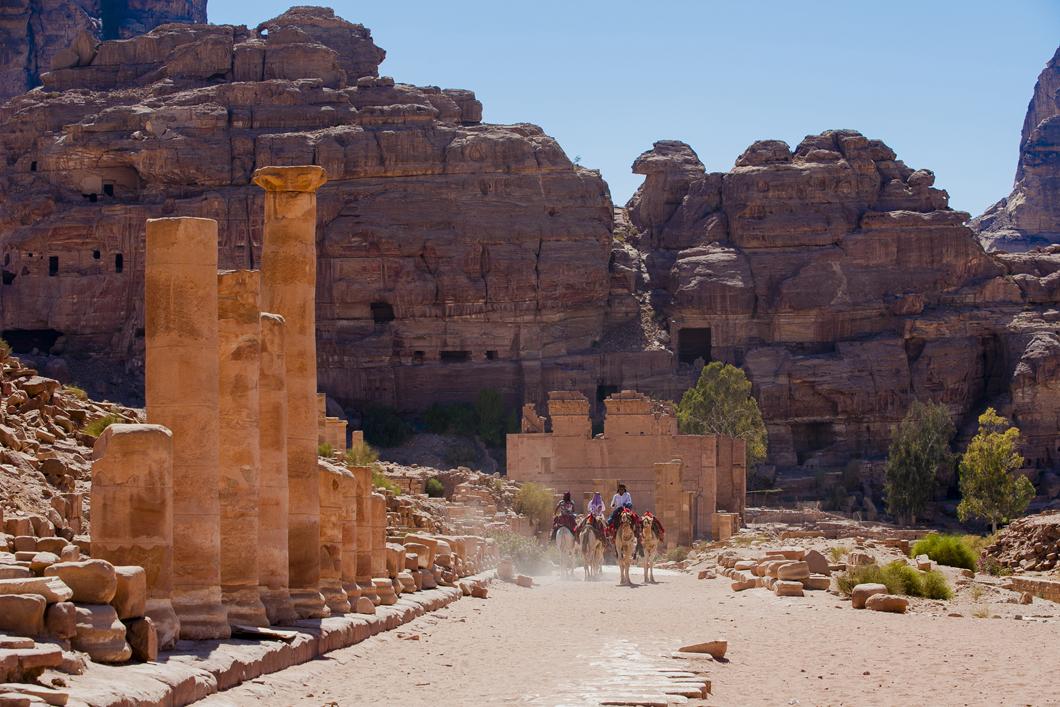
[884, 401, 955, 525]
[957, 408, 1035, 533]
[475, 388, 507, 447]
[677, 361, 767, 466]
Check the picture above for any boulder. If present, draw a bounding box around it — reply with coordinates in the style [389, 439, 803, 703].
[776, 561, 810, 581]
[110, 566, 146, 619]
[123, 616, 158, 662]
[28, 552, 59, 574]
[0, 594, 46, 636]
[774, 580, 805, 597]
[71, 604, 131, 663]
[676, 639, 726, 659]
[847, 551, 875, 567]
[44, 601, 76, 641]
[864, 593, 908, 614]
[44, 560, 117, 604]
[851, 583, 888, 609]
[803, 549, 830, 575]
[0, 577, 73, 603]
[353, 596, 375, 614]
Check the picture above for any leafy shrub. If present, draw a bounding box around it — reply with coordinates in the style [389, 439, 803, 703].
[371, 466, 402, 495]
[345, 441, 379, 466]
[828, 545, 848, 563]
[361, 404, 412, 447]
[63, 384, 87, 401]
[423, 402, 477, 437]
[513, 482, 555, 533]
[443, 439, 478, 468]
[0, 338, 10, 360]
[425, 477, 445, 498]
[910, 533, 977, 571]
[317, 442, 334, 458]
[977, 554, 1013, 577]
[475, 389, 507, 447]
[837, 561, 952, 599]
[84, 413, 123, 438]
[486, 528, 547, 574]
[665, 546, 690, 562]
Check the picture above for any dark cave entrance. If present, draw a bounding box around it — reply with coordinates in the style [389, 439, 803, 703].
[2, 329, 63, 354]
[791, 421, 835, 465]
[678, 327, 712, 365]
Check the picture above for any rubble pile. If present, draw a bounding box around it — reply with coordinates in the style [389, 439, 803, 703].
[984, 512, 1060, 572]
[0, 351, 141, 531]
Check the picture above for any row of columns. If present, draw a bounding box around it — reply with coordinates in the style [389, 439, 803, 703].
[91, 166, 393, 644]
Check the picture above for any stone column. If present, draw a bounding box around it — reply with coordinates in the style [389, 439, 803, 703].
[340, 469, 359, 601]
[217, 270, 269, 627]
[351, 466, 377, 603]
[317, 393, 327, 445]
[318, 463, 351, 613]
[253, 165, 328, 619]
[91, 423, 180, 649]
[258, 313, 298, 624]
[145, 217, 230, 640]
[370, 493, 396, 605]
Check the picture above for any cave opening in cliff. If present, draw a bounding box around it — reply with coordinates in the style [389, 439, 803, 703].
[678, 327, 712, 365]
[2, 329, 63, 355]
[486, 350, 498, 360]
[791, 422, 835, 465]
[596, 384, 619, 403]
[103, 183, 114, 197]
[48, 256, 58, 276]
[101, 0, 130, 40]
[114, 254, 123, 273]
[371, 302, 395, 323]
[412, 351, 425, 364]
[440, 350, 470, 363]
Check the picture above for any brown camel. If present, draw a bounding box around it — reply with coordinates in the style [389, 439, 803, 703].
[640, 514, 660, 584]
[614, 509, 637, 586]
[579, 515, 604, 580]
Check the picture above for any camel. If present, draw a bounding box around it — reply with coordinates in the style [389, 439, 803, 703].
[579, 515, 605, 580]
[613, 508, 637, 586]
[555, 526, 576, 579]
[640, 513, 661, 584]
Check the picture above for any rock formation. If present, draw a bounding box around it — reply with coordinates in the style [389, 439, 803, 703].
[0, 0, 206, 100]
[973, 46, 1060, 252]
[625, 130, 1060, 491]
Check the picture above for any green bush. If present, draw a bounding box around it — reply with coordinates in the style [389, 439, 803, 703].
[475, 389, 507, 447]
[837, 561, 952, 600]
[361, 404, 412, 447]
[371, 466, 402, 495]
[84, 413, 123, 438]
[513, 482, 555, 533]
[317, 442, 334, 458]
[910, 533, 977, 571]
[425, 477, 445, 498]
[423, 402, 478, 437]
[443, 439, 478, 468]
[345, 441, 379, 466]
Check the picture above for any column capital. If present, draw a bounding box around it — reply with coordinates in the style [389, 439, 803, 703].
[252, 165, 327, 193]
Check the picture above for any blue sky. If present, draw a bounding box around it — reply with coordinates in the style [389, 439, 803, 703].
[210, 1, 1059, 215]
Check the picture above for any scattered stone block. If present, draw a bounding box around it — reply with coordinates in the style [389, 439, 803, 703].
[676, 639, 726, 659]
[43, 601, 76, 640]
[11, 538, 35, 554]
[110, 566, 146, 620]
[43, 560, 117, 604]
[470, 583, 488, 598]
[851, 583, 888, 609]
[0, 643, 62, 682]
[865, 594, 908, 613]
[28, 553, 59, 575]
[0, 595, 46, 637]
[774, 580, 804, 597]
[0, 568, 30, 581]
[847, 551, 875, 567]
[353, 597, 375, 614]
[803, 574, 831, 591]
[0, 577, 72, 603]
[71, 604, 131, 663]
[0, 683, 68, 706]
[515, 575, 533, 588]
[497, 558, 515, 582]
[803, 549, 830, 575]
[777, 561, 810, 581]
[123, 616, 158, 662]
[34, 538, 66, 555]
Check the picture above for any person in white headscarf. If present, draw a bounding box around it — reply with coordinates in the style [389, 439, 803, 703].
[587, 491, 605, 517]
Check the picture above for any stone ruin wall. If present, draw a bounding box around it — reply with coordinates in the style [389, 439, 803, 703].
[507, 390, 746, 544]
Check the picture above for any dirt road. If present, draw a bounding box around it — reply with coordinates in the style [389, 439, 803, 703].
[198, 566, 1059, 706]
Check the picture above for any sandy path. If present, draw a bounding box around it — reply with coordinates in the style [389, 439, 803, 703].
[199, 567, 1060, 706]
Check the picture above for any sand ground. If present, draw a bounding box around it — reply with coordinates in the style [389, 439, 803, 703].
[196, 563, 1060, 707]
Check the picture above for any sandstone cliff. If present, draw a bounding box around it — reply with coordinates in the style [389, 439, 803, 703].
[0, 0, 206, 100]
[974, 46, 1060, 252]
[625, 131, 1060, 488]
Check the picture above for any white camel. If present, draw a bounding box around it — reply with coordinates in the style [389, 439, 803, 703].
[555, 526, 577, 579]
[613, 509, 637, 586]
[640, 513, 660, 584]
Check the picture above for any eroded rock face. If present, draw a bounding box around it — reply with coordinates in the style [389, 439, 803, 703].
[974, 46, 1060, 252]
[0, 0, 206, 100]
[626, 130, 1060, 482]
[0, 7, 615, 411]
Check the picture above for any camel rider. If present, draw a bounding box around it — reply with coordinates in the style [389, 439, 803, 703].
[588, 491, 605, 517]
[608, 483, 633, 528]
[550, 491, 577, 540]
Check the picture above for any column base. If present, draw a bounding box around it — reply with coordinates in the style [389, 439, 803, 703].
[145, 598, 180, 651]
[396, 570, 417, 594]
[373, 578, 397, 606]
[320, 579, 350, 614]
[289, 587, 330, 619]
[356, 578, 379, 605]
[172, 587, 231, 640]
[259, 586, 299, 625]
[222, 586, 270, 627]
[342, 581, 362, 602]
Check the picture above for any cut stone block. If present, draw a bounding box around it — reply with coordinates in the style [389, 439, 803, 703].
[111, 566, 146, 620]
[71, 604, 131, 663]
[0, 577, 72, 603]
[851, 583, 888, 609]
[676, 639, 726, 659]
[44, 601, 76, 640]
[123, 616, 158, 662]
[43, 560, 117, 604]
[0, 595, 46, 637]
[865, 593, 908, 614]
[774, 580, 804, 597]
